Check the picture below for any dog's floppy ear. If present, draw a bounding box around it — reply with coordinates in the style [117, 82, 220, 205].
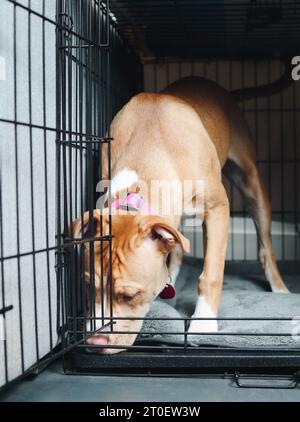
[138, 216, 190, 254]
[68, 209, 108, 240]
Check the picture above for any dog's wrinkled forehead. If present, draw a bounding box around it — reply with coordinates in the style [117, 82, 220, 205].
[71, 209, 190, 279]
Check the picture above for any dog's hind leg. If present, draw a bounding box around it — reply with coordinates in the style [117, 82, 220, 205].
[223, 133, 289, 293]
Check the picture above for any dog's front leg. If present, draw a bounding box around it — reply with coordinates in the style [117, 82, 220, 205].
[188, 182, 229, 333]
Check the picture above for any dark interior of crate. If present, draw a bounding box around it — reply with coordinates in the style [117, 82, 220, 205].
[110, 0, 300, 59]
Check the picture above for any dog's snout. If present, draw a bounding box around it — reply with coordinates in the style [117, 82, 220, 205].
[86, 334, 108, 346]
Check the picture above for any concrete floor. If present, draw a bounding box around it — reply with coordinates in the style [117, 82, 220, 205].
[1, 267, 300, 402]
[0, 360, 300, 402]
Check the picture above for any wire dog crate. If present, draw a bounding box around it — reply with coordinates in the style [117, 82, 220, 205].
[1, 0, 300, 390]
[59, 0, 300, 380]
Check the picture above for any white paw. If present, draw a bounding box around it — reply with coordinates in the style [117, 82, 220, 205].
[188, 296, 218, 334]
[188, 317, 218, 334]
[272, 286, 290, 294]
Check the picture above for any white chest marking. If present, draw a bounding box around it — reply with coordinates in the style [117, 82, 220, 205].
[111, 168, 138, 196]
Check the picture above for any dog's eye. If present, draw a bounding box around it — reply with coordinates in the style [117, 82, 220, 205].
[120, 295, 134, 302]
[119, 294, 135, 302]
[117, 290, 140, 303]
[115, 285, 142, 303]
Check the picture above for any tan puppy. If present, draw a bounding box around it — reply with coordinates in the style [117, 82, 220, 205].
[72, 76, 288, 353]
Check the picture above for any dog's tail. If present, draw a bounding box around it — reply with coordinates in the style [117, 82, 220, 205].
[231, 58, 293, 103]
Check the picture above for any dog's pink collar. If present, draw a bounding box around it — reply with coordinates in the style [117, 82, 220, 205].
[111, 192, 157, 215]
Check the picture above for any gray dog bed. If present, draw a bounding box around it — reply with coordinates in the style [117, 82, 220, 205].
[139, 263, 300, 349]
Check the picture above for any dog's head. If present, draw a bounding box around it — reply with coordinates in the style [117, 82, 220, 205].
[70, 209, 189, 353]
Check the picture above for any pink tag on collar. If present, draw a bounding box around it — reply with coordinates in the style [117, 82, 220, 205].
[159, 283, 176, 300]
